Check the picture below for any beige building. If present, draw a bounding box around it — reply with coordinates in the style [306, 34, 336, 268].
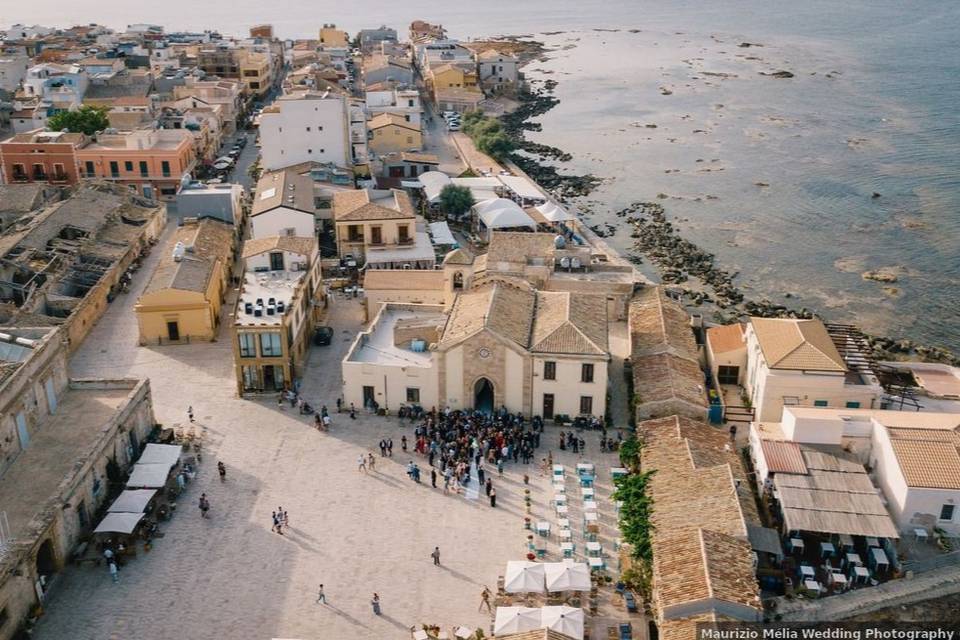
[343, 280, 610, 418]
[743, 317, 884, 422]
[367, 113, 422, 155]
[361, 269, 446, 321]
[231, 235, 323, 395]
[135, 218, 236, 344]
[333, 188, 433, 268]
[319, 24, 350, 49]
[0, 325, 156, 640]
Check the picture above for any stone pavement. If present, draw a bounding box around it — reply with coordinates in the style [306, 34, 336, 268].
[32, 252, 635, 640]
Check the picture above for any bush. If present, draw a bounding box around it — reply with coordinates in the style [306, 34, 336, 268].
[48, 105, 109, 136]
[613, 470, 656, 564]
[439, 184, 474, 218]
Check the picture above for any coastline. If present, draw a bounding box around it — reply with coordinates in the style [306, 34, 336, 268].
[487, 34, 959, 368]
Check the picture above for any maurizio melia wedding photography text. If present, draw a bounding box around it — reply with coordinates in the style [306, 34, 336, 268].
[700, 624, 958, 640]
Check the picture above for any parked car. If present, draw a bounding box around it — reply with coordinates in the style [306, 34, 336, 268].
[447, 122, 461, 132]
[313, 326, 334, 346]
[212, 159, 233, 171]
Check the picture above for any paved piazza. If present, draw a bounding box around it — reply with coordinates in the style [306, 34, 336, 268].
[32, 223, 625, 640]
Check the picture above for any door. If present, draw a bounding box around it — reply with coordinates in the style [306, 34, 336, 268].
[15, 412, 28, 449]
[44, 377, 57, 414]
[166, 321, 180, 341]
[543, 394, 555, 420]
[362, 386, 376, 409]
[263, 365, 276, 391]
[718, 365, 740, 385]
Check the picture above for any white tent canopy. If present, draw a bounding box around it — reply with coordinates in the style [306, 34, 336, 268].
[493, 607, 541, 635]
[540, 606, 585, 640]
[126, 463, 173, 489]
[536, 201, 576, 223]
[504, 560, 546, 593]
[544, 562, 592, 592]
[499, 175, 545, 203]
[419, 171, 452, 203]
[428, 221, 457, 246]
[93, 512, 145, 535]
[138, 443, 182, 468]
[108, 489, 158, 514]
[474, 198, 536, 232]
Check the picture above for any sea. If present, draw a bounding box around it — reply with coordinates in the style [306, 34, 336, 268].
[6, 1, 959, 350]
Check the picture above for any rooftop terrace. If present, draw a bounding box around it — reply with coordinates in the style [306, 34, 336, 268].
[345, 305, 444, 366]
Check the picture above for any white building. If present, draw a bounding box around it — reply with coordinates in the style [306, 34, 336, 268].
[249, 168, 320, 239]
[750, 406, 960, 536]
[258, 91, 353, 171]
[743, 317, 884, 422]
[22, 64, 89, 109]
[0, 56, 29, 93]
[476, 50, 519, 93]
[365, 87, 422, 127]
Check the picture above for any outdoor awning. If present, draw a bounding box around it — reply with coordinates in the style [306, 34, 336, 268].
[126, 463, 173, 489]
[418, 170, 452, 203]
[544, 562, 591, 592]
[536, 201, 576, 222]
[499, 175, 545, 202]
[475, 198, 536, 231]
[504, 560, 545, 593]
[493, 607, 541, 635]
[428, 221, 456, 246]
[94, 512, 145, 535]
[747, 525, 784, 560]
[108, 489, 158, 514]
[540, 606, 585, 640]
[138, 443, 182, 468]
[364, 232, 436, 270]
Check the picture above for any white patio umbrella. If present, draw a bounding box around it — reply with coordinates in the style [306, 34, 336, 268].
[544, 562, 592, 592]
[504, 560, 546, 593]
[540, 606, 585, 640]
[493, 607, 541, 635]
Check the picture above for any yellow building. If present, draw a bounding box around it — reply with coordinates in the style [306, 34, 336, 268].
[319, 24, 350, 49]
[368, 113, 422, 155]
[135, 218, 236, 344]
[240, 51, 273, 97]
[333, 188, 416, 261]
[428, 63, 479, 92]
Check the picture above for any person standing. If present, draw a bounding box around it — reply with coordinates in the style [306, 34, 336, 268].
[489, 487, 497, 508]
[281, 508, 289, 528]
[386, 438, 393, 457]
[109, 560, 119, 583]
[485, 478, 492, 497]
[188, 405, 194, 423]
[371, 593, 381, 615]
[218, 461, 226, 481]
[401, 435, 408, 452]
[431, 467, 437, 488]
[379, 439, 387, 457]
[477, 463, 485, 486]
[198, 493, 210, 518]
[368, 452, 376, 472]
[271, 511, 280, 534]
[358, 454, 367, 473]
[316, 584, 326, 604]
[431, 546, 441, 566]
[478, 586, 492, 612]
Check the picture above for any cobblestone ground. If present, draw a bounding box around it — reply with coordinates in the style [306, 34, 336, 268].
[32, 234, 627, 640]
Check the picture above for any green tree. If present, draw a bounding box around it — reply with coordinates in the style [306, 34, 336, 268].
[47, 106, 110, 136]
[613, 469, 656, 564]
[476, 131, 515, 160]
[439, 184, 475, 218]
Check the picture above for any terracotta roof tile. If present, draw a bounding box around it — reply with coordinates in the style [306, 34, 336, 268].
[333, 189, 415, 221]
[706, 323, 745, 354]
[530, 291, 608, 355]
[241, 235, 316, 259]
[750, 317, 846, 372]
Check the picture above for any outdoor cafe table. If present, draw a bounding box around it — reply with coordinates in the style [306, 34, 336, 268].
[845, 552, 862, 568]
[553, 465, 565, 477]
[583, 511, 598, 524]
[579, 475, 595, 488]
[583, 500, 598, 512]
[581, 487, 595, 499]
[799, 565, 815, 579]
[588, 557, 605, 571]
[553, 482, 566, 493]
[820, 541, 836, 559]
[561, 542, 574, 558]
[577, 463, 595, 475]
[455, 628, 474, 640]
[556, 505, 569, 517]
[866, 536, 880, 548]
[558, 518, 571, 530]
[851, 566, 870, 584]
[554, 494, 568, 506]
[610, 467, 628, 479]
[803, 579, 821, 595]
[829, 571, 848, 587]
[586, 541, 602, 557]
[537, 522, 551, 537]
[559, 529, 573, 542]
[914, 528, 929, 543]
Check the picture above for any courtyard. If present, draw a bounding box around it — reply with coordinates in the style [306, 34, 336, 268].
[30, 223, 631, 640]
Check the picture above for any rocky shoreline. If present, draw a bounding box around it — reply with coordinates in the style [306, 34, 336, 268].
[487, 36, 959, 368]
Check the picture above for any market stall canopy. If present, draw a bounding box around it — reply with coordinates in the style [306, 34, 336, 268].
[138, 443, 182, 468]
[474, 198, 536, 231]
[108, 489, 158, 514]
[504, 560, 546, 593]
[126, 463, 173, 489]
[540, 606, 585, 640]
[493, 607, 541, 635]
[536, 201, 576, 223]
[94, 512, 145, 535]
[544, 562, 591, 592]
[428, 221, 457, 246]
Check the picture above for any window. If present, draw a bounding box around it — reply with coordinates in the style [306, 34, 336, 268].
[139, 161, 149, 177]
[238, 333, 256, 357]
[543, 361, 556, 381]
[845, 401, 861, 409]
[406, 136, 413, 144]
[259, 332, 282, 357]
[12, 163, 27, 180]
[940, 504, 955, 522]
[370, 226, 382, 245]
[109, 161, 119, 177]
[161, 160, 171, 177]
[814, 400, 828, 407]
[347, 225, 363, 242]
[52, 163, 66, 180]
[398, 225, 409, 243]
[406, 388, 420, 403]
[124, 160, 134, 171]
[579, 396, 593, 416]
[32, 163, 47, 180]
[717, 365, 739, 385]
[85, 160, 95, 176]
[581, 363, 594, 383]
[269, 252, 284, 271]
[452, 271, 464, 290]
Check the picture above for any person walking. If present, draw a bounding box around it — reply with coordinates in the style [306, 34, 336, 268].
[109, 560, 119, 583]
[316, 584, 326, 604]
[489, 487, 497, 508]
[431, 546, 441, 566]
[371, 593, 381, 615]
[188, 405, 194, 423]
[477, 463, 485, 486]
[349, 403, 356, 419]
[379, 439, 387, 457]
[281, 508, 289, 528]
[198, 493, 210, 518]
[358, 454, 367, 473]
[218, 461, 226, 481]
[322, 413, 331, 430]
[478, 586, 492, 612]
[368, 452, 376, 472]
[271, 511, 280, 533]
[485, 477, 492, 497]
[401, 435, 408, 452]
[431, 467, 437, 488]
[386, 438, 393, 457]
